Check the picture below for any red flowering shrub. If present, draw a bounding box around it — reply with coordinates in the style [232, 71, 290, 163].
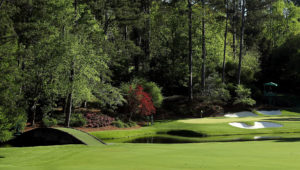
[128, 85, 156, 117]
[85, 113, 115, 128]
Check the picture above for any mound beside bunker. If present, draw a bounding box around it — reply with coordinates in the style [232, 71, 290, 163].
[229, 122, 283, 129]
[6, 128, 105, 147]
[224, 111, 257, 118]
[257, 110, 282, 115]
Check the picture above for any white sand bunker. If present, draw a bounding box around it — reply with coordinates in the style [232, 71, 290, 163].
[224, 111, 257, 118]
[229, 121, 283, 129]
[257, 110, 282, 115]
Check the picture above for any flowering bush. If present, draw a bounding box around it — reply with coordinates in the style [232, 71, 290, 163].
[128, 85, 156, 117]
[85, 113, 115, 128]
[120, 79, 163, 108]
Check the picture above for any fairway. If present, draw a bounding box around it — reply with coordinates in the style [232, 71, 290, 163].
[1, 141, 300, 170]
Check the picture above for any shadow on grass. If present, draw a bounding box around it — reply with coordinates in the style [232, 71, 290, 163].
[167, 130, 206, 137]
[0, 156, 4, 158]
[275, 138, 300, 142]
[286, 107, 300, 113]
[265, 118, 300, 121]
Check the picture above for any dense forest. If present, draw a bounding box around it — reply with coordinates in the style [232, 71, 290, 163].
[0, 0, 299, 141]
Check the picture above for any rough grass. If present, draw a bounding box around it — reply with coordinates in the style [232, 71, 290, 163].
[1, 141, 300, 169]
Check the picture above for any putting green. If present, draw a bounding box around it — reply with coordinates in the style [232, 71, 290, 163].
[1, 141, 300, 169]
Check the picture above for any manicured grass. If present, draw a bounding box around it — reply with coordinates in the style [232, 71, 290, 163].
[1, 141, 300, 169]
[1, 108, 300, 169]
[55, 128, 104, 145]
[90, 108, 300, 141]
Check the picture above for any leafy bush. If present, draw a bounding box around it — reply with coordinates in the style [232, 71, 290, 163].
[127, 120, 137, 127]
[199, 74, 231, 104]
[233, 85, 256, 106]
[121, 78, 163, 108]
[86, 113, 115, 128]
[112, 119, 136, 128]
[42, 116, 58, 127]
[127, 85, 156, 119]
[0, 107, 26, 142]
[0, 110, 12, 142]
[70, 114, 86, 127]
[140, 81, 163, 108]
[13, 114, 27, 134]
[112, 119, 127, 128]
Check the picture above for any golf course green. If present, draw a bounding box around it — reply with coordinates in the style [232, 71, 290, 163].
[1, 141, 300, 170]
[1, 108, 300, 169]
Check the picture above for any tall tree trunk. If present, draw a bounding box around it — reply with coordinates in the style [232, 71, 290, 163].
[124, 25, 128, 40]
[237, 0, 245, 85]
[135, 35, 142, 74]
[65, 90, 73, 127]
[222, 0, 229, 83]
[269, 2, 274, 48]
[201, 0, 206, 91]
[188, 0, 193, 101]
[145, 0, 151, 72]
[65, 0, 77, 127]
[31, 100, 37, 126]
[0, 0, 4, 9]
[232, 0, 236, 60]
[104, 10, 109, 35]
[65, 57, 74, 127]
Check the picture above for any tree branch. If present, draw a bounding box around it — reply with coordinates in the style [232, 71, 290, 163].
[0, 0, 5, 9]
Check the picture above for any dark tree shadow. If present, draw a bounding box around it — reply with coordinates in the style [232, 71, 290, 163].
[286, 107, 300, 113]
[0, 156, 4, 158]
[167, 130, 206, 137]
[275, 138, 300, 142]
[265, 118, 300, 121]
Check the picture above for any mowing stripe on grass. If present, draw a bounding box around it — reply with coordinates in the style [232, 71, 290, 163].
[54, 128, 105, 146]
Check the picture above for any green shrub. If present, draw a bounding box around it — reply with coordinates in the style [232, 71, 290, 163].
[0, 110, 12, 142]
[112, 119, 126, 128]
[70, 114, 86, 127]
[127, 120, 137, 127]
[112, 119, 133, 128]
[13, 114, 27, 133]
[0, 106, 26, 142]
[233, 85, 256, 106]
[42, 116, 58, 127]
[120, 78, 163, 108]
[199, 74, 231, 104]
[141, 82, 163, 108]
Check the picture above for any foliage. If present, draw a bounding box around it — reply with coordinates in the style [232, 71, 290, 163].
[0, 110, 12, 142]
[127, 120, 137, 127]
[233, 85, 256, 106]
[127, 85, 156, 117]
[266, 34, 300, 95]
[42, 116, 58, 128]
[200, 74, 231, 104]
[70, 114, 86, 127]
[112, 119, 129, 128]
[139, 81, 164, 108]
[112, 119, 137, 128]
[85, 113, 115, 128]
[121, 79, 163, 108]
[0, 0, 299, 132]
